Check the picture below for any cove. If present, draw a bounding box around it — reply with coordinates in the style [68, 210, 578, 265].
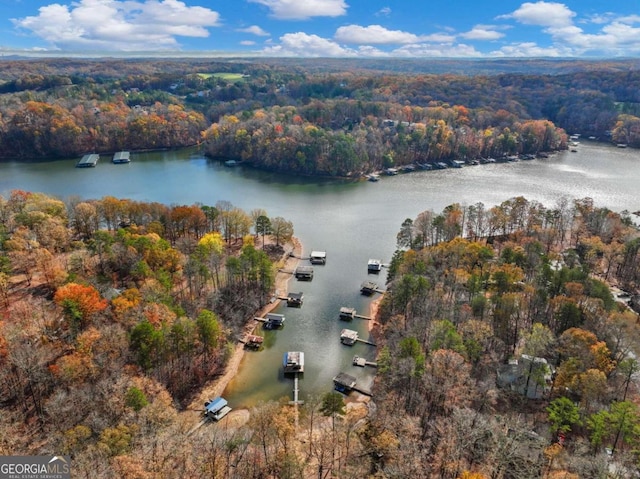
[1, 141, 639, 407]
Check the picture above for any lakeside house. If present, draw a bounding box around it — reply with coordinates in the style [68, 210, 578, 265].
[496, 355, 553, 399]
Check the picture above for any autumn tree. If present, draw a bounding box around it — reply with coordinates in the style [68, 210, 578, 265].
[54, 283, 107, 335]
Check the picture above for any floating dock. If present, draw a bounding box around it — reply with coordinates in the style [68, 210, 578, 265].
[361, 281, 382, 295]
[112, 151, 130, 164]
[367, 259, 382, 272]
[339, 307, 372, 321]
[255, 312, 285, 329]
[286, 292, 304, 307]
[204, 397, 232, 421]
[339, 307, 356, 320]
[294, 265, 314, 280]
[340, 328, 376, 346]
[353, 355, 377, 368]
[242, 334, 263, 349]
[283, 351, 304, 374]
[309, 251, 327, 265]
[333, 372, 372, 397]
[76, 153, 99, 168]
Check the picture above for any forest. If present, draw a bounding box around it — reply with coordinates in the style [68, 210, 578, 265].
[0, 58, 639, 176]
[1, 189, 639, 478]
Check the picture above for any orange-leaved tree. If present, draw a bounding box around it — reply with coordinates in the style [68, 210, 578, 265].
[54, 283, 108, 335]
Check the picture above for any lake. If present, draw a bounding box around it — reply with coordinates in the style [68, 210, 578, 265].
[1, 141, 638, 407]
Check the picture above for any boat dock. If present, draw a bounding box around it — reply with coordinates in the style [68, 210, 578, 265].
[284, 352, 305, 405]
[353, 355, 377, 368]
[285, 292, 304, 307]
[339, 307, 371, 320]
[241, 334, 263, 349]
[76, 153, 99, 168]
[283, 351, 304, 374]
[254, 313, 285, 329]
[294, 265, 314, 280]
[340, 328, 377, 346]
[112, 151, 130, 164]
[367, 259, 382, 272]
[309, 251, 327, 265]
[333, 372, 373, 397]
[361, 281, 385, 295]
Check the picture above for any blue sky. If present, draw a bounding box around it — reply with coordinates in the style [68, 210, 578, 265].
[1, 0, 639, 57]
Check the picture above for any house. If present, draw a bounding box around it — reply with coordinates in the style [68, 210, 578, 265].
[496, 355, 553, 399]
[283, 351, 304, 374]
[310, 251, 327, 265]
[204, 397, 232, 420]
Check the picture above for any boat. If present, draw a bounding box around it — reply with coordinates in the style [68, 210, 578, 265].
[434, 162, 448, 169]
[112, 151, 130, 164]
[383, 167, 399, 176]
[367, 173, 380, 182]
[224, 159, 239, 167]
[617, 143, 628, 148]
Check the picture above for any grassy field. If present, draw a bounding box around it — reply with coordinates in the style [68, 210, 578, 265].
[198, 73, 246, 81]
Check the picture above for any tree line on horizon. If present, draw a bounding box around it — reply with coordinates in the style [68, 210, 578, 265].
[0, 59, 639, 167]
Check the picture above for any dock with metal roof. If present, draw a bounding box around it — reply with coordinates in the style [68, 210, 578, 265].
[76, 153, 99, 168]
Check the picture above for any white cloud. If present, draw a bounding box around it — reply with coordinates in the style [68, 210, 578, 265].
[460, 26, 505, 41]
[237, 25, 269, 36]
[375, 7, 391, 17]
[392, 43, 481, 58]
[335, 25, 423, 45]
[248, 0, 347, 20]
[240, 40, 256, 46]
[263, 32, 354, 57]
[490, 42, 566, 57]
[357, 45, 389, 57]
[617, 15, 640, 25]
[13, 0, 220, 51]
[499, 1, 574, 28]
[496, 2, 640, 56]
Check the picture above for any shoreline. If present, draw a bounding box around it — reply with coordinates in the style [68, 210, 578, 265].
[187, 237, 302, 416]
